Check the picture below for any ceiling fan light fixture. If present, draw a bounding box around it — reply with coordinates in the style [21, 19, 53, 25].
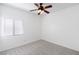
[40, 11, 44, 14]
[37, 10, 44, 15]
[37, 10, 41, 13]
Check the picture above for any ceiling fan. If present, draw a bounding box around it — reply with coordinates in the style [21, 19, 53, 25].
[30, 3, 52, 15]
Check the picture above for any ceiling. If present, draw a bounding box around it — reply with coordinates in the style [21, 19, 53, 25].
[3, 3, 79, 15]
[5, 3, 37, 11]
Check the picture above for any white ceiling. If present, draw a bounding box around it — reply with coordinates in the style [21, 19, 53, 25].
[6, 3, 37, 11]
[3, 3, 79, 14]
[53, 3, 79, 11]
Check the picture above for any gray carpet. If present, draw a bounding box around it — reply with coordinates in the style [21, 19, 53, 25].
[0, 40, 79, 55]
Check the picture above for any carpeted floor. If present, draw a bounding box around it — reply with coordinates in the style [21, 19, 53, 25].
[0, 40, 79, 55]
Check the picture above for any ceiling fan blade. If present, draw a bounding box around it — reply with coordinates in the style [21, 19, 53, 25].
[38, 12, 41, 15]
[45, 5, 52, 9]
[34, 3, 39, 7]
[40, 3, 43, 5]
[44, 10, 50, 14]
[30, 9, 38, 11]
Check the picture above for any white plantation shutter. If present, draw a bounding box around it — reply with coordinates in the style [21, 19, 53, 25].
[1, 18, 23, 36]
[1, 18, 5, 36]
[5, 19, 13, 36]
[15, 20, 24, 35]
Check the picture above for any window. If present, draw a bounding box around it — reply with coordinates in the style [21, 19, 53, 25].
[1, 17, 24, 36]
